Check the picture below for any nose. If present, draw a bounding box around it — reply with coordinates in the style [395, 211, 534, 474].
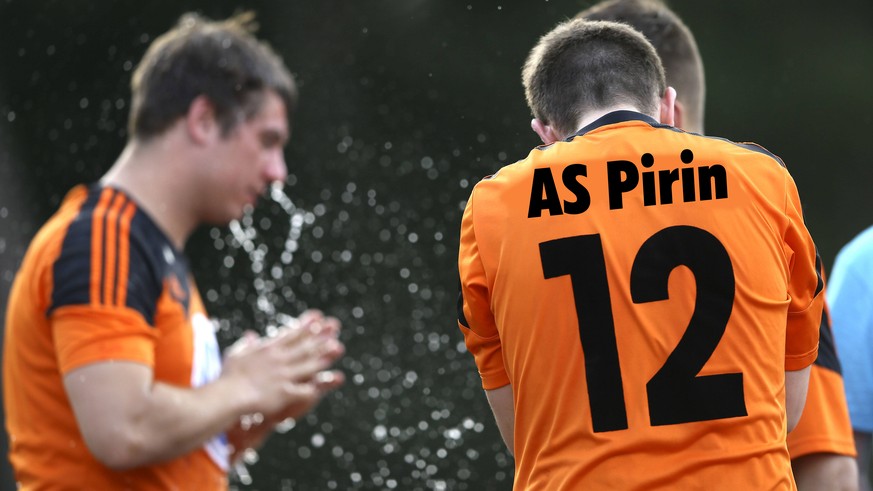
[265, 150, 288, 184]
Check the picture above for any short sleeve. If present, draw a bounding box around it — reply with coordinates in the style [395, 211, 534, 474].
[458, 192, 510, 390]
[48, 196, 162, 373]
[782, 171, 823, 370]
[52, 305, 158, 373]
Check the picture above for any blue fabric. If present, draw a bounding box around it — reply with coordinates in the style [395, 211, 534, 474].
[830, 225, 873, 432]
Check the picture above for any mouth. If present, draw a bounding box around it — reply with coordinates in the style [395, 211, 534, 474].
[245, 189, 262, 207]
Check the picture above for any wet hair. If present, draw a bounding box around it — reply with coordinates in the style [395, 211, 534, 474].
[523, 19, 666, 137]
[577, 0, 705, 133]
[128, 11, 297, 140]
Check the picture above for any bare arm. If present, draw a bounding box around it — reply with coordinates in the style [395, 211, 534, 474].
[856, 431, 873, 491]
[64, 324, 341, 470]
[485, 384, 515, 456]
[785, 365, 812, 433]
[792, 453, 859, 491]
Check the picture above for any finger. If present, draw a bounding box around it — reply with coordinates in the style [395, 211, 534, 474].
[271, 323, 311, 347]
[274, 331, 338, 364]
[318, 316, 341, 339]
[314, 370, 345, 392]
[319, 338, 345, 364]
[283, 381, 318, 404]
[225, 330, 261, 356]
[297, 309, 325, 328]
[283, 351, 336, 382]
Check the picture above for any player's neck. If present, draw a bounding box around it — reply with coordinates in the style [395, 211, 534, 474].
[572, 105, 652, 136]
[101, 137, 199, 250]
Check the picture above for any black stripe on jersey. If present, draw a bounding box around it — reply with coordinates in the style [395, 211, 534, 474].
[814, 251, 825, 297]
[49, 189, 103, 313]
[814, 308, 842, 374]
[124, 210, 166, 326]
[457, 287, 470, 328]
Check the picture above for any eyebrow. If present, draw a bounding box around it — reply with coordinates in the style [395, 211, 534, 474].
[261, 128, 289, 146]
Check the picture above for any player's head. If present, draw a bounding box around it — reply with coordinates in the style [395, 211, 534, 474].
[577, 0, 705, 134]
[127, 11, 297, 142]
[522, 19, 668, 141]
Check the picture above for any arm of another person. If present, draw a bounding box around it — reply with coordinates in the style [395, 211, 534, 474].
[485, 385, 514, 456]
[855, 431, 873, 491]
[64, 324, 340, 470]
[786, 365, 811, 433]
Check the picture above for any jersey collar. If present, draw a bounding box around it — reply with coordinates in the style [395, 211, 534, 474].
[570, 110, 662, 140]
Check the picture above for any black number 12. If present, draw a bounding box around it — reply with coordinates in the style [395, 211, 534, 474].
[539, 225, 747, 433]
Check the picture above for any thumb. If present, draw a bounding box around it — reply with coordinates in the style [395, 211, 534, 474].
[225, 330, 261, 357]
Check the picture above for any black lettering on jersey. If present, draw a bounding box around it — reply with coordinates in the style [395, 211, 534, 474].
[607, 160, 639, 210]
[608, 150, 729, 209]
[528, 168, 563, 218]
[562, 164, 591, 215]
[528, 165, 591, 218]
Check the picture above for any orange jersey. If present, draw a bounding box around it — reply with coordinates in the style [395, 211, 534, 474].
[787, 304, 855, 459]
[458, 111, 823, 490]
[3, 185, 227, 490]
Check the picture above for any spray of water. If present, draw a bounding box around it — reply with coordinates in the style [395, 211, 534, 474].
[226, 181, 317, 485]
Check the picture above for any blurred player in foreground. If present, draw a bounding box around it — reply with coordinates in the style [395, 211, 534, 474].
[458, 18, 823, 489]
[3, 12, 344, 489]
[577, 2, 858, 489]
[830, 225, 873, 491]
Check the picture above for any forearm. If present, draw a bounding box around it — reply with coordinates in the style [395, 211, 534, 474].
[485, 385, 515, 456]
[123, 377, 254, 467]
[66, 362, 257, 470]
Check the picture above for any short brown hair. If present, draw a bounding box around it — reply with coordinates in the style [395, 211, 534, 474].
[128, 11, 297, 140]
[523, 19, 666, 137]
[578, 0, 705, 133]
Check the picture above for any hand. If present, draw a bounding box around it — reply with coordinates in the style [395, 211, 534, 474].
[267, 369, 346, 424]
[220, 313, 343, 415]
[265, 309, 346, 421]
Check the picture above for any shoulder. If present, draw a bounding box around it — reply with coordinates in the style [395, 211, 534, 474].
[50, 186, 175, 324]
[834, 225, 873, 272]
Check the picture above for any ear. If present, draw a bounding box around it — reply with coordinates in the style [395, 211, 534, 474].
[673, 99, 686, 131]
[185, 95, 220, 145]
[659, 86, 677, 127]
[531, 118, 562, 145]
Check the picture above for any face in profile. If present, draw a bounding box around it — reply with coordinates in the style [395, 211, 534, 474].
[199, 90, 290, 225]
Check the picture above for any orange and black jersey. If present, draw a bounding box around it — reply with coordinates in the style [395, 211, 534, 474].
[3, 185, 226, 490]
[51, 185, 191, 325]
[458, 111, 824, 490]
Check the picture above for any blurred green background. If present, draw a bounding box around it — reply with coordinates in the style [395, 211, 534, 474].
[1, 1, 871, 489]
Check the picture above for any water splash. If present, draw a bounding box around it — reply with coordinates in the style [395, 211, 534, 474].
[226, 181, 317, 485]
[227, 182, 316, 332]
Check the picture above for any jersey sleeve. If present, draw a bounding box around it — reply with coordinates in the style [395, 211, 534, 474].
[782, 170, 823, 371]
[49, 199, 161, 374]
[458, 191, 509, 390]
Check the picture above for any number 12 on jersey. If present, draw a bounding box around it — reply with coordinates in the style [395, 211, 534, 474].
[539, 225, 747, 433]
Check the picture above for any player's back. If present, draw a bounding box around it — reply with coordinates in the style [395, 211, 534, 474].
[464, 112, 821, 490]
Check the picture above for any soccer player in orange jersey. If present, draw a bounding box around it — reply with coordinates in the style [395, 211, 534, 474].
[458, 19, 823, 489]
[576, 2, 858, 489]
[2, 13, 344, 489]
